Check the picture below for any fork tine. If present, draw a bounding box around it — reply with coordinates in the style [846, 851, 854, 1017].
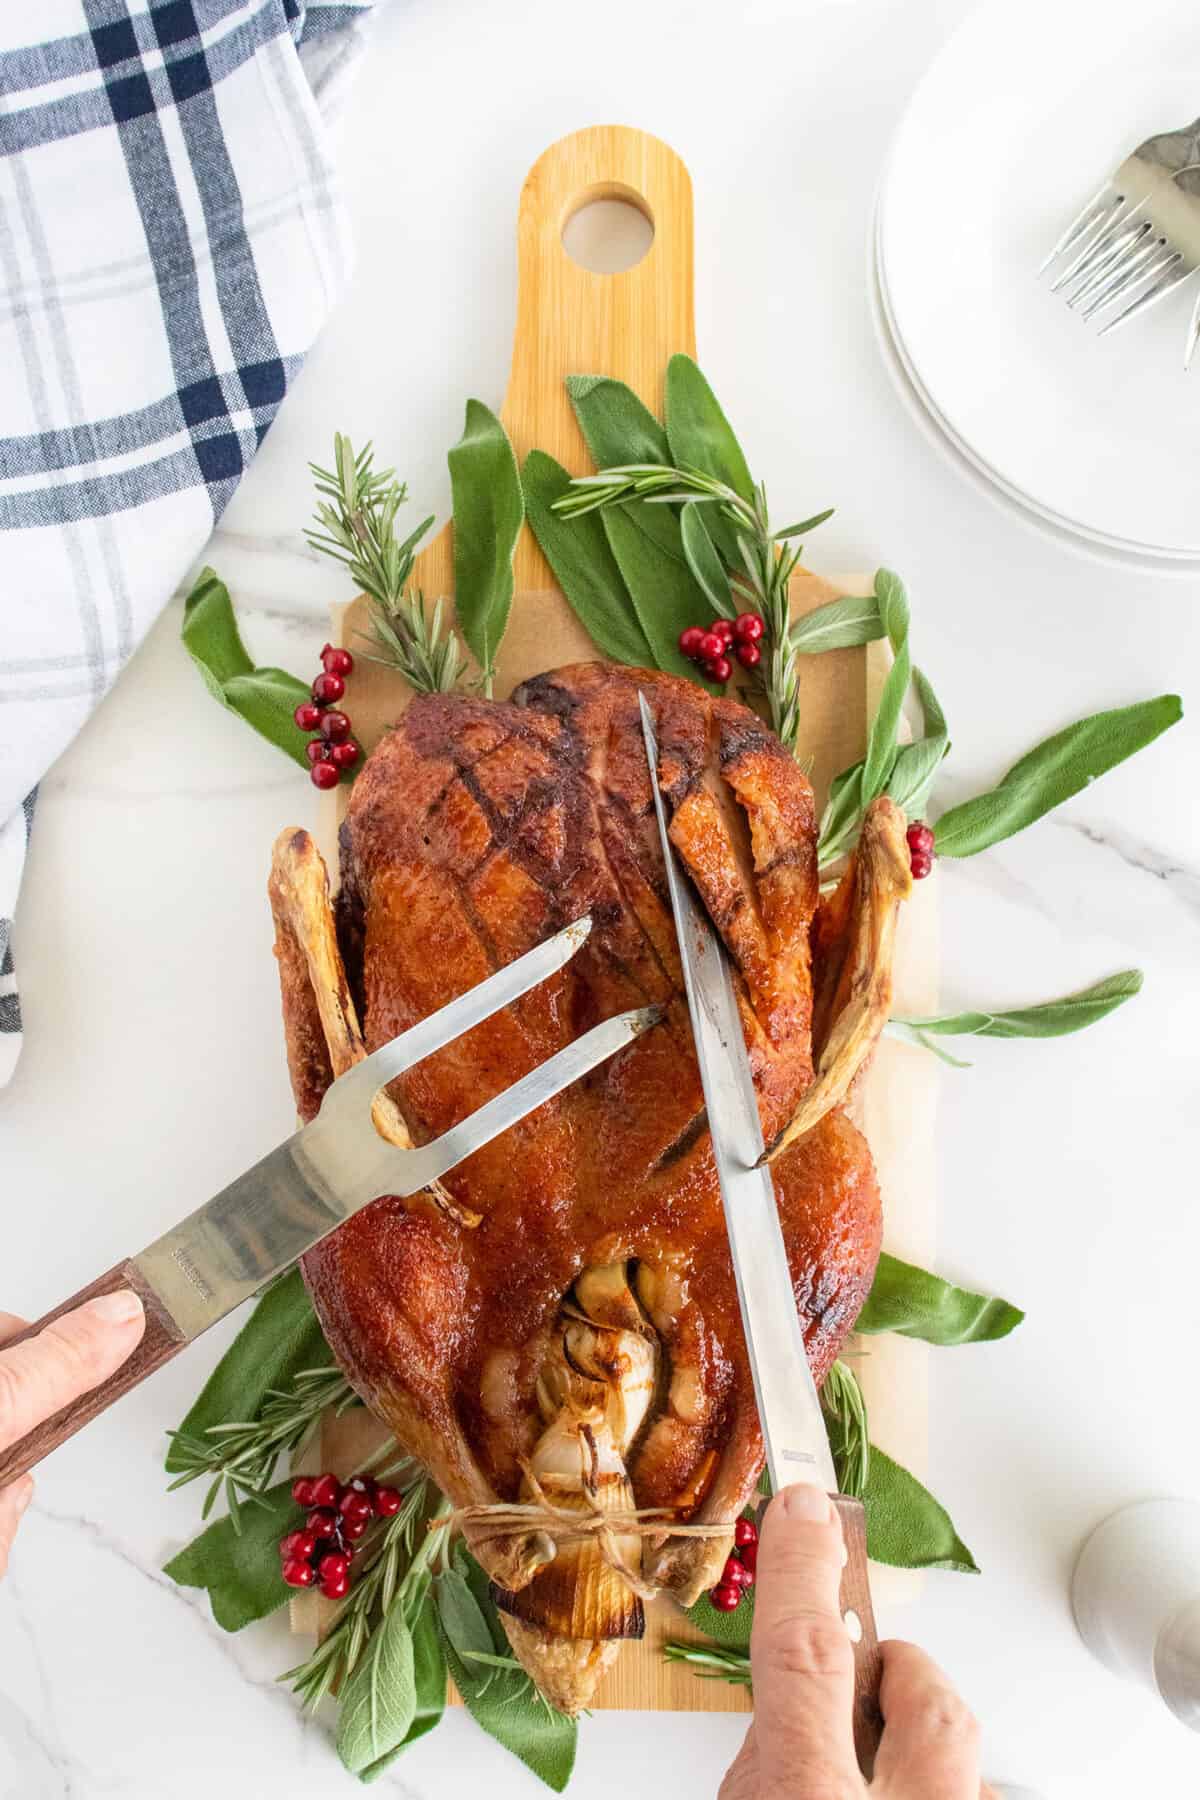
[412, 1004, 664, 1189]
[1186, 287, 1200, 367]
[329, 914, 593, 1108]
[1096, 257, 1195, 337]
[1049, 198, 1145, 292]
[1066, 225, 1156, 308]
[1038, 184, 1126, 275]
[1078, 238, 1172, 318]
[1055, 215, 1152, 298]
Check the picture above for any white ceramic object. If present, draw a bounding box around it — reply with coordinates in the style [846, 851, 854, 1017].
[867, 199, 1196, 578]
[877, 0, 1200, 568]
[1072, 1498, 1200, 1729]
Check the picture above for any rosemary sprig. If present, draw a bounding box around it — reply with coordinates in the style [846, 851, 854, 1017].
[821, 1359, 870, 1501]
[554, 463, 831, 754]
[165, 1363, 356, 1528]
[282, 1474, 441, 1710]
[661, 1642, 752, 1687]
[308, 433, 464, 694]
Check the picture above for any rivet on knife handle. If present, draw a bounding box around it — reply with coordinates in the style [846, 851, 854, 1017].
[0, 1261, 187, 1488]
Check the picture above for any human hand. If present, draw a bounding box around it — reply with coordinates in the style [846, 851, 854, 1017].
[0, 1291, 145, 1578]
[720, 1484, 993, 1798]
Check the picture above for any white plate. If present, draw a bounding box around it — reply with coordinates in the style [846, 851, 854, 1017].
[878, 0, 1200, 564]
[868, 200, 1193, 574]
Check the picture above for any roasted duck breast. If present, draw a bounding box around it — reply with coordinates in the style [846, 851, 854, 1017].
[268, 662, 910, 1712]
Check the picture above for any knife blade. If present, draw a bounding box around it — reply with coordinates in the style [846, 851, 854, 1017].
[639, 693, 883, 1774]
[0, 914, 661, 1486]
[638, 695, 836, 1495]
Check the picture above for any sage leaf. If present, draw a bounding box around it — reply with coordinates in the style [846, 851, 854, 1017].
[934, 695, 1182, 857]
[665, 353, 755, 564]
[164, 1478, 294, 1631]
[818, 758, 866, 862]
[437, 1548, 576, 1791]
[856, 1252, 1024, 1344]
[914, 666, 948, 742]
[861, 569, 911, 805]
[893, 969, 1143, 1044]
[448, 399, 523, 684]
[435, 1566, 497, 1663]
[166, 1268, 328, 1473]
[864, 1448, 978, 1573]
[521, 450, 653, 666]
[883, 1023, 975, 1067]
[567, 374, 712, 685]
[336, 1594, 417, 1778]
[357, 1595, 447, 1782]
[566, 373, 671, 466]
[681, 502, 734, 617]
[885, 732, 948, 818]
[182, 568, 310, 769]
[788, 593, 884, 655]
[602, 504, 714, 684]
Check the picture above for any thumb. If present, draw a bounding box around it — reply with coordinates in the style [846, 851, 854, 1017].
[749, 1483, 861, 1794]
[0, 1292, 145, 1452]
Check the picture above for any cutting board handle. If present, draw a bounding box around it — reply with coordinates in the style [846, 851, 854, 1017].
[502, 125, 697, 587]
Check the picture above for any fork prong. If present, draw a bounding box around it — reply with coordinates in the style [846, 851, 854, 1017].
[1185, 287, 1200, 367]
[412, 1003, 664, 1189]
[1067, 225, 1157, 309]
[1049, 197, 1145, 291]
[1038, 184, 1126, 276]
[1078, 238, 1172, 318]
[329, 914, 594, 1109]
[1096, 257, 1195, 337]
[1056, 215, 1152, 299]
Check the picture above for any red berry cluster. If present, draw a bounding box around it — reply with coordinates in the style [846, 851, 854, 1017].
[906, 820, 935, 880]
[278, 1470, 402, 1598]
[292, 646, 361, 790]
[678, 612, 765, 685]
[709, 1514, 758, 1612]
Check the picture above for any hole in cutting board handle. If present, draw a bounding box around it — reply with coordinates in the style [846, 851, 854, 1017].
[562, 185, 654, 273]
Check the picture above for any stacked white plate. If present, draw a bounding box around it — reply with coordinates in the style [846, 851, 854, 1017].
[872, 0, 1200, 575]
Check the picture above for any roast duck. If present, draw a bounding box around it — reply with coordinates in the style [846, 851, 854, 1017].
[268, 661, 911, 1712]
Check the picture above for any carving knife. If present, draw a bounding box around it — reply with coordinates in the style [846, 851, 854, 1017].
[0, 915, 661, 1486]
[639, 693, 884, 1772]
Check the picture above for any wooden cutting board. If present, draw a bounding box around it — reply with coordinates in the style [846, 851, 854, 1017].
[294, 125, 938, 1712]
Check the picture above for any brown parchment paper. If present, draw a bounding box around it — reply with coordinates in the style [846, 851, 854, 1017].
[289, 569, 938, 1709]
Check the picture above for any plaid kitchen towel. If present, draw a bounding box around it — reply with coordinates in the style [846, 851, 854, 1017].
[0, 0, 375, 1085]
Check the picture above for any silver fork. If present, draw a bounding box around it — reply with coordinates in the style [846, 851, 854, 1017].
[1041, 115, 1200, 362]
[0, 913, 667, 1487]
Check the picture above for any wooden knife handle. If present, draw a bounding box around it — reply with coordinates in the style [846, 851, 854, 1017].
[0, 1261, 186, 1488]
[833, 1493, 885, 1778]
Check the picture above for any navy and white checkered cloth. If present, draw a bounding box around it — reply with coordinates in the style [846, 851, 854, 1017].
[0, 0, 374, 1084]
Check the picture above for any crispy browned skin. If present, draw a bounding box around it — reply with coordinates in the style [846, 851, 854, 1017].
[281, 666, 882, 1583]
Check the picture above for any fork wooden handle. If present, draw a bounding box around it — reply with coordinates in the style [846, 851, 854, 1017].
[0, 1261, 187, 1488]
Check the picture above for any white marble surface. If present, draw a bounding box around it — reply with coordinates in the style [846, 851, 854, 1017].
[4, 0, 1200, 1795]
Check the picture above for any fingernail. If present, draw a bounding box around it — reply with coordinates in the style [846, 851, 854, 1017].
[83, 1290, 144, 1327]
[780, 1483, 832, 1522]
[13, 1478, 33, 1518]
